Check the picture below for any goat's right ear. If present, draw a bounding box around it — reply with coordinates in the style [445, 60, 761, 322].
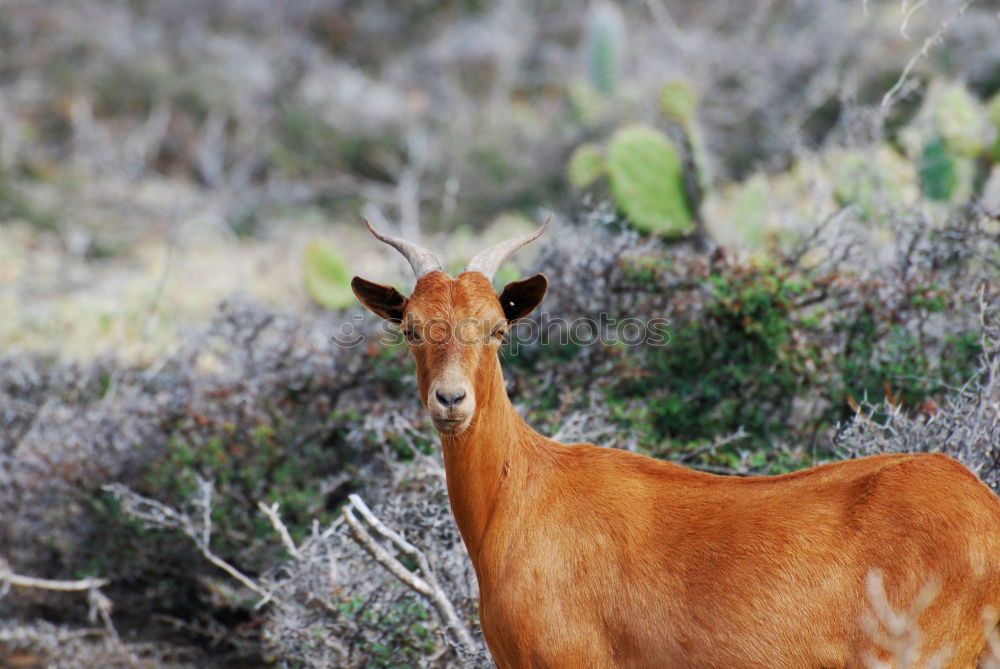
[351, 277, 408, 324]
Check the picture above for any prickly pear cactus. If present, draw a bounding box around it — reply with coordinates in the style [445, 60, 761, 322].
[659, 80, 698, 129]
[988, 91, 1000, 162]
[607, 125, 694, 237]
[934, 84, 986, 157]
[919, 135, 959, 202]
[988, 91, 1000, 126]
[727, 173, 771, 248]
[304, 240, 354, 309]
[584, 2, 625, 96]
[568, 143, 607, 189]
[567, 81, 609, 125]
[660, 79, 711, 195]
[833, 145, 917, 220]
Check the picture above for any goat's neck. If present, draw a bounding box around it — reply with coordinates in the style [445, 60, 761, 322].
[439, 353, 534, 563]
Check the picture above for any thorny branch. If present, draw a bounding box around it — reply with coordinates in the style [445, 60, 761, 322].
[258, 501, 304, 561]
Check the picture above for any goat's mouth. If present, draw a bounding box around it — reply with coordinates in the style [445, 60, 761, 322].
[431, 414, 472, 435]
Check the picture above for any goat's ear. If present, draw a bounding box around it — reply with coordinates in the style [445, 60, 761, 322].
[352, 276, 408, 324]
[498, 273, 547, 323]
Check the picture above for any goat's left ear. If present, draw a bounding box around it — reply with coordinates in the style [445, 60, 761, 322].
[498, 273, 547, 323]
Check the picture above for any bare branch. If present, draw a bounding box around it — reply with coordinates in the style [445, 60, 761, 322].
[0, 558, 135, 668]
[878, 0, 976, 122]
[0, 564, 109, 593]
[676, 427, 749, 464]
[258, 501, 303, 561]
[343, 494, 477, 654]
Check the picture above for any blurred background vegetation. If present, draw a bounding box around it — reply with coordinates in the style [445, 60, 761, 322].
[1, 0, 999, 667]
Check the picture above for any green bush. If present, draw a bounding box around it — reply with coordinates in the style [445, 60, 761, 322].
[338, 595, 437, 667]
[612, 261, 981, 463]
[512, 217, 990, 472]
[612, 261, 816, 454]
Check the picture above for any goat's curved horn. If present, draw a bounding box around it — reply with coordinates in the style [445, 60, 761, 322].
[364, 218, 444, 279]
[466, 216, 551, 281]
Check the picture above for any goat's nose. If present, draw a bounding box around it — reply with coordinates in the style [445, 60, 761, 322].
[435, 388, 467, 409]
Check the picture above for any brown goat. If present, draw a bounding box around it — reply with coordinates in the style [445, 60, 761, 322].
[352, 219, 1000, 668]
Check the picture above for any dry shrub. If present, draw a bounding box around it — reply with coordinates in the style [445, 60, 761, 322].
[836, 282, 1000, 493]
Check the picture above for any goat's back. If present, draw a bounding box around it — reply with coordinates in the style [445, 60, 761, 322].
[478, 450, 1000, 668]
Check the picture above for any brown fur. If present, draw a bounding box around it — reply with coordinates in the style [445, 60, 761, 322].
[354, 270, 1000, 669]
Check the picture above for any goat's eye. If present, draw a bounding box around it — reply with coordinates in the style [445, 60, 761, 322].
[403, 328, 422, 343]
[491, 324, 508, 342]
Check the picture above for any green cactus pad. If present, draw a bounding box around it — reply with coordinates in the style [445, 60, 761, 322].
[607, 125, 694, 237]
[584, 3, 625, 96]
[832, 146, 916, 220]
[934, 84, 985, 157]
[304, 240, 355, 309]
[730, 174, 770, 248]
[659, 80, 698, 128]
[988, 92, 1000, 162]
[986, 91, 1000, 125]
[567, 143, 607, 189]
[919, 135, 958, 202]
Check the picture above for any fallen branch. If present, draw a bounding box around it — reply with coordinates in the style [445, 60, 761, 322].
[0, 566, 108, 593]
[0, 558, 135, 668]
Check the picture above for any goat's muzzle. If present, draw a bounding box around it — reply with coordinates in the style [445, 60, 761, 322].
[428, 382, 475, 435]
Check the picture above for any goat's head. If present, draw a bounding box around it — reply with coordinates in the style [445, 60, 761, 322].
[352, 219, 549, 435]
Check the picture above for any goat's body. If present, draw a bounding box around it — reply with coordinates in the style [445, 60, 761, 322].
[470, 439, 1000, 668]
[353, 257, 1000, 668]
